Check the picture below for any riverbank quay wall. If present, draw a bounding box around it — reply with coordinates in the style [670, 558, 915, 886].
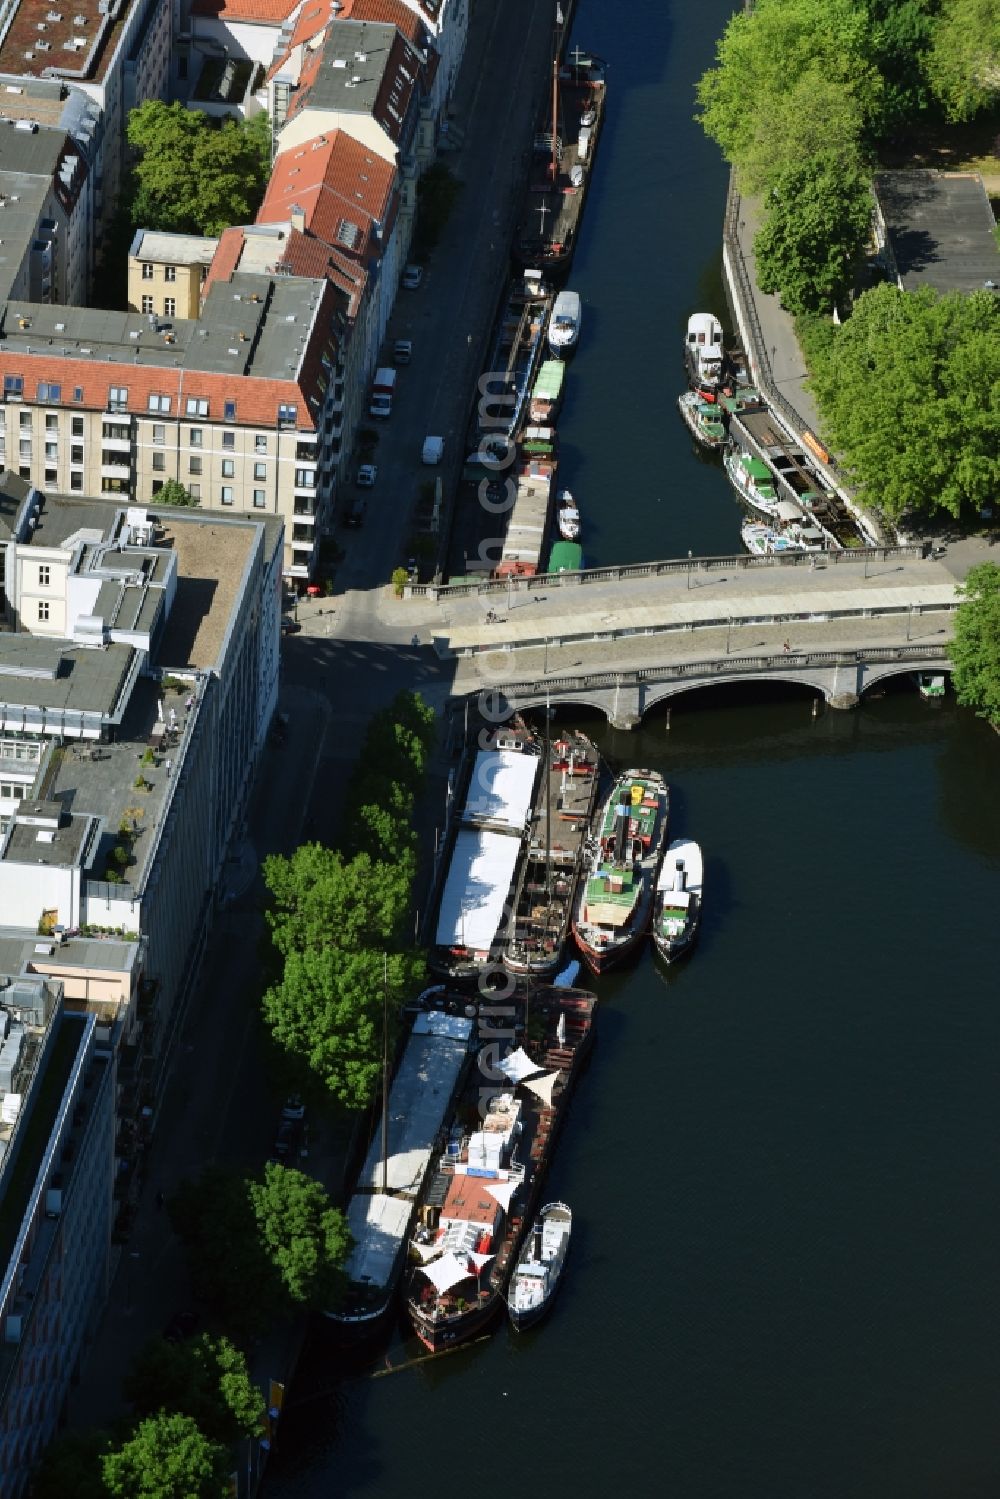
[720, 175, 887, 546]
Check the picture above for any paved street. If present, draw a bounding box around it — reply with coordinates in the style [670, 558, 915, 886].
[67, 0, 559, 1454]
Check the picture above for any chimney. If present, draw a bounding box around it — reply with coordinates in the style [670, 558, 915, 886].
[290, 203, 305, 234]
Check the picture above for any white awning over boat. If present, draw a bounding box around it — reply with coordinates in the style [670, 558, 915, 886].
[357, 1011, 473, 1196]
[657, 839, 704, 894]
[435, 828, 522, 951]
[521, 1070, 560, 1107]
[463, 747, 539, 829]
[484, 1178, 519, 1212]
[469, 1251, 495, 1272]
[421, 1251, 476, 1295]
[341, 1193, 412, 1290]
[499, 1046, 544, 1084]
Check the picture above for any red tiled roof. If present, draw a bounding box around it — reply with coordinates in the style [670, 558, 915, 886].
[286, 43, 325, 117]
[440, 1174, 502, 1228]
[279, 229, 367, 318]
[262, 130, 397, 248]
[190, 0, 300, 20]
[204, 227, 247, 292]
[287, 0, 346, 49]
[0, 354, 318, 430]
[350, 0, 428, 47]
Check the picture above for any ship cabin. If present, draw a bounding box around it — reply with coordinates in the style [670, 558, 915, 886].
[686, 312, 724, 386]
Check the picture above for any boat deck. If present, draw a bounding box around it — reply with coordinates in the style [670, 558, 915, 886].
[507, 731, 599, 969]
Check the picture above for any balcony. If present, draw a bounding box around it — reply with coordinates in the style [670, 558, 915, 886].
[292, 503, 316, 521]
[101, 456, 131, 475]
[291, 525, 316, 545]
[101, 433, 131, 451]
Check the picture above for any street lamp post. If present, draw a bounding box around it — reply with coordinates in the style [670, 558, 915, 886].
[687, 550, 693, 590]
[726, 615, 732, 655]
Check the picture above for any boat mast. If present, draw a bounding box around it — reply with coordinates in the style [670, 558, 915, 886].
[550, 54, 560, 186]
[381, 952, 389, 1194]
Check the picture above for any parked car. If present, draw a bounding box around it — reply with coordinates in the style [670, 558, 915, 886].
[393, 339, 413, 365]
[402, 264, 424, 290]
[345, 497, 367, 528]
[422, 435, 444, 465]
[271, 1119, 298, 1160]
[356, 464, 378, 488]
[280, 619, 301, 636]
[282, 1094, 306, 1122]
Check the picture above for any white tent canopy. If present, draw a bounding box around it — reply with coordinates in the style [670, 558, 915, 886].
[484, 1178, 519, 1212]
[463, 748, 539, 829]
[421, 1251, 476, 1295]
[499, 1046, 543, 1084]
[469, 1252, 494, 1272]
[521, 1071, 560, 1107]
[435, 829, 521, 950]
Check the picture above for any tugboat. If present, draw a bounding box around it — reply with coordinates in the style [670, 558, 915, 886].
[572, 770, 670, 974]
[678, 390, 726, 449]
[508, 1202, 572, 1330]
[405, 986, 596, 1352]
[724, 445, 782, 519]
[652, 840, 704, 964]
[514, 48, 606, 277]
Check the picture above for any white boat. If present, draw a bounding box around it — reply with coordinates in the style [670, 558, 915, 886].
[724, 445, 781, 519]
[652, 839, 703, 964]
[548, 289, 582, 355]
[918, 674, 946, 700]
[740, 520, 807, 557]
[678, 390, 726, 449]
[684, 312, 724, 392]
[507, 1202, 572, 1330]
[557, 489, 581, 540]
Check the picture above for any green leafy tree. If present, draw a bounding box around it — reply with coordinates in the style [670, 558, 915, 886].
[248, 1162, 352, 1308]
[755, 151, 873, 314]
[168, 1168, 282, 1336]
[867, 0, 937, 131]
[949, 563, 1000, 727]
[804, 283, 1000, 520]
[33, 1428, 113, 1499]
[923, 0, 1000, 121]
[696, 0, 883, 192]
[102, 1413, 229, 1499]
[156, 478, 197, 507]
[263, 845, 412, 958]
[124, 1334, 264, 1445]
[127, 102, 271, 236]
[261, 945, 422, 1109]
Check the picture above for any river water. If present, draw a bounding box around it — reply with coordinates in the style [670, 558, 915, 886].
[265, 2, 1000, 1495]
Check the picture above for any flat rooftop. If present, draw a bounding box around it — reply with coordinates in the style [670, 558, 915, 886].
[0, 270, 324, 382]
[155, 510, 256, 670]
[0, 931, 139, 976]
[0, 636, 136, 719]
[130, 231, 219, 267]
[3, 809, 93, 869]
[0, 0, 128, 85]
[875, 170, 1000, 293]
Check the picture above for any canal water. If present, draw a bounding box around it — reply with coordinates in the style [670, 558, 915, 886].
[265, 2, 1000, 1496]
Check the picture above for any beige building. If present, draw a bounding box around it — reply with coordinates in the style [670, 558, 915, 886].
[127, 230, 220, 321]
[0, 271, 340, 582]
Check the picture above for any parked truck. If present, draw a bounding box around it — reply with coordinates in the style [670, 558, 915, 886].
[370, 367, 397, 419]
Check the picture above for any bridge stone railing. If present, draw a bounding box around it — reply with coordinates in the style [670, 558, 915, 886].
[448, 641, 951, 712]
[410, 543, 929, 603]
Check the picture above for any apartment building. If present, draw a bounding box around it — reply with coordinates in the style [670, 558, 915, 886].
[0, 265, 339, 581]
[0, 985, 116, 1497]
[0, 0, 172, 248]
[126, 229, 220, 319]
[0, 119, 92, 308]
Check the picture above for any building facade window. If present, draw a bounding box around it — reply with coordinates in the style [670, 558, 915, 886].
[222, 431, 235, 450]
[141, 295, 154, 314]
[44, 466, 57, 485]
[152, 452, 165, 472]
[44, 413, 58, 431]
[141, 263, 153, 280]
[188, 483, 201, 500]
[37, 601, 49, 622]
[185, 398, 208, 417]
[255, 434, 267, 453]
[70, 472, 83, 490]
[109, 386, 128, 411]
[45, 442, 57, 460]
[148, 394, 170, 413]
[19, 411, 31, 430]
[153, 424, 165, 444]
[189, 456, 202, 475]
[18, 440, 31, 459]
[253, 489, 266, 508]
[71, 416, 84, 437]
[221, 459, 234, 478]
[71, 444, 83, 464]
[253, 462, 266, 481]
[224, 401, 236, 421]
[189, 428, 202, 447]
[39, 384, 61, 404]
[164, 265, 176, 283]
[220, 486, 233, 505]
[164, 297, 176, 317]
